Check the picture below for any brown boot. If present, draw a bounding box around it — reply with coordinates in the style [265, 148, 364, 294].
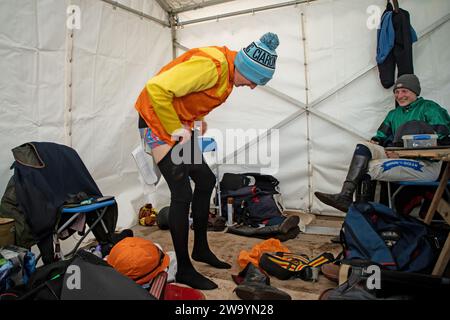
[321, 263, 340, 283]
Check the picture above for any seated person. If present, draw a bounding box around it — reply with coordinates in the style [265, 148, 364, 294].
[315, 74, 450, 212]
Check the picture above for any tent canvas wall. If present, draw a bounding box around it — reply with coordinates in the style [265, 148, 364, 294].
[1, 0, 450, 246]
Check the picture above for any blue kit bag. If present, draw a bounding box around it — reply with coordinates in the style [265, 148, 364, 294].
[341, 202, 446, 273]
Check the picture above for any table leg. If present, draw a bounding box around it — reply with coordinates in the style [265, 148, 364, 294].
[432, 233, 450, 276]
[424, 161, 450, 276]
[424, 162, 449, 225]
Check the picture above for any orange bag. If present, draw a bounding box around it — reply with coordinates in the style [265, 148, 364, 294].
[237, 238, 290, 269]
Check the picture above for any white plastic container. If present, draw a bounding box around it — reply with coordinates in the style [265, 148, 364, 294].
[402, 134, 438, 148]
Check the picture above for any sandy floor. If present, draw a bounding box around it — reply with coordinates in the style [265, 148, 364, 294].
[132, 213, 343, 300]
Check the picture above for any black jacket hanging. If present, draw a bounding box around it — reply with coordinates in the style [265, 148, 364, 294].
[378, 3, 416, 89]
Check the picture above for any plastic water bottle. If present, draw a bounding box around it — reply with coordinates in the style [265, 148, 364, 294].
[226, 197, 234, 226]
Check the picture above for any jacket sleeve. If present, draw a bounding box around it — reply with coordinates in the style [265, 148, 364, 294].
[424, 101, 450, 142]
[372, 110, 394, 146]
[146, 56, 219, 135]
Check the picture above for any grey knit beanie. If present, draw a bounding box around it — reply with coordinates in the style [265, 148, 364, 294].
[393, 74, 421, 96]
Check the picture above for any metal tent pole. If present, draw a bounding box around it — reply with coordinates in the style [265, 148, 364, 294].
[176, 0, 319, 26]
[170, 15, 179, 59]
[300, 10, 313, 213]
[173, 0, 236, 14]
[64, 1, 75, 147]
[100, 0, 170, 27]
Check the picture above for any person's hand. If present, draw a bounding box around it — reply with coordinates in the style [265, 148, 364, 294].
[172, 124, 192, 145]
[385, 150, 399, 158]
[370, 140, 379, 145]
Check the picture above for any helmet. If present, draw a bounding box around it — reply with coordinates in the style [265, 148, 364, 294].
[157, 206, 170, 230]
[107, 237, 170, 285]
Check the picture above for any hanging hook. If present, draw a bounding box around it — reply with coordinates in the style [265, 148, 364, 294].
[392, 0, 399, 13]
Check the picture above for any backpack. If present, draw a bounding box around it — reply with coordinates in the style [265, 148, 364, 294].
[319, 261, 412, 300]
[219, 173, 284, 226]
[319, 259, 450, 300]
[341, 202, 447, 273]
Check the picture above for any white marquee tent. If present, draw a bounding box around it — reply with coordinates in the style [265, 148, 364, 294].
[1, 0, 450, 239]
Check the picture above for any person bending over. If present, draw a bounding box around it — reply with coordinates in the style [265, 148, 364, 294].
[135, 33, 280, 290]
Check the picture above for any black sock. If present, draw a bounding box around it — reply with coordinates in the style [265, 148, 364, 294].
[176, 268, 218, 290]
[192, 250, 232, 269]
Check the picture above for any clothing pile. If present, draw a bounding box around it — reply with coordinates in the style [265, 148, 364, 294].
[232, 239, 335, 300]
[0, 245, 36, 295]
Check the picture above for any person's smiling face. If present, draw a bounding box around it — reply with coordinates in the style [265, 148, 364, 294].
[394, 88, 417, 107]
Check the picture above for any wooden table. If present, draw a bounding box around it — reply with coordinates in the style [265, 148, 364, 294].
[387, 147, 450, 276]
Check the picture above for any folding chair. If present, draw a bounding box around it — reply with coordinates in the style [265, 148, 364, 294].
[387, 180, 450, 215]
[55, 197, 117, 260]
[8, 142, 119, 265]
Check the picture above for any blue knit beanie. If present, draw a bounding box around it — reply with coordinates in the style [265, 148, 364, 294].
[234, 32, 280, 85]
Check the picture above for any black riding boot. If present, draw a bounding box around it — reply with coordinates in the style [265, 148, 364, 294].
[234, 263, 292, 300]
[315, 154, 370, 212]
[252, 215, 300, 236]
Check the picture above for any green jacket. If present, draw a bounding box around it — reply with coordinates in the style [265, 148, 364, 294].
[372, 97, 450, 146]
[0, 144, 42, 249]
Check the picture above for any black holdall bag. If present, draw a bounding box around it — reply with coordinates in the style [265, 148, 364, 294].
[219, 173, 284, 226]
[15, 250, 155, 300]
[220, 172, 280, 193]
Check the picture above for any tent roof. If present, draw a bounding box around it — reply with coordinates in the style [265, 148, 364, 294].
[157, 0, 235, 14]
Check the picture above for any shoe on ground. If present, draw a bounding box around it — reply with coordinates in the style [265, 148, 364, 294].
[321, 263, 340, 283]
[235, 282, 291, 300]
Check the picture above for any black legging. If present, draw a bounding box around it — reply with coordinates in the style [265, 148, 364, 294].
[158, 141, 215, 257]
[156, 136, 229, 289]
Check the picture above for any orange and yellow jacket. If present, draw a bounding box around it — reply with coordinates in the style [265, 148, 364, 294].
[135, 46, 237, 146]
